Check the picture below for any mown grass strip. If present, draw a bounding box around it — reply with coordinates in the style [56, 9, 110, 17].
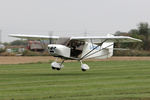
[0, 60, 150, 100]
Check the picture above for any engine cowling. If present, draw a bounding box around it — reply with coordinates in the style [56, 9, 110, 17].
[48, 44, 71, 58]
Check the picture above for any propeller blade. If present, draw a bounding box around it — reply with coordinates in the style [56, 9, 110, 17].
[49, 31, 53, 44]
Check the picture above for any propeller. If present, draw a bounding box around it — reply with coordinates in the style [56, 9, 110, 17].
[49, 31, 53, 44]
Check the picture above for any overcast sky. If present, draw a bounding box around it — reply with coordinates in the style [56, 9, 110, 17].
[0, 0, 150, 42]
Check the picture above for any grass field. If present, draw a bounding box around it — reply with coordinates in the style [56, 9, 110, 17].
[0, 60, 150, 100]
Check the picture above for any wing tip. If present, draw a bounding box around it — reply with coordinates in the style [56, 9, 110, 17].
[129, 37, 142, 42]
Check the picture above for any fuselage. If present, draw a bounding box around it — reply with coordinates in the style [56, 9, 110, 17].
[48, 42, 114, 60]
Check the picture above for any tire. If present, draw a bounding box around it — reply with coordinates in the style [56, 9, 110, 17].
[52, 66, 56, 70]
[56, 68, 61, 70]
[82, 69, 86, 71]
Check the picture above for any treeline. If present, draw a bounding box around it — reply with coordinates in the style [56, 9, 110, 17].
[3, 40, 28, 46]
[114, 22, 150, 56]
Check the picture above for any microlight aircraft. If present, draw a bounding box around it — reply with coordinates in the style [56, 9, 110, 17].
[9, 34, 141, 71]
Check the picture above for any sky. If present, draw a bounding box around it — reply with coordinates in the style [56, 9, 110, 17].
[0, 0, 150, 42]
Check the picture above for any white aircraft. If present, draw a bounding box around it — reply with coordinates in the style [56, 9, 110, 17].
[9, 34, 141, 71]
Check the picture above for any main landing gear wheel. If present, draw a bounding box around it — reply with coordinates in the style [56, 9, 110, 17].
[82, 69, 87, 72]
[80, 61, 90, 72]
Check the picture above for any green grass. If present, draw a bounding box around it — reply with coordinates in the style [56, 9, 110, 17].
[0, 60, 150, 100]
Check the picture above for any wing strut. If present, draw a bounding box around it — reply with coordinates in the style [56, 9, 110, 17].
[80, 39, 107, 60]
[83, 43, 114, 59]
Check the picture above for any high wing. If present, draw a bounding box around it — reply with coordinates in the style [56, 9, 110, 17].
[9, 34, 142, 43]
[71, 36, 142, 43]
[9, 34, 59, 40]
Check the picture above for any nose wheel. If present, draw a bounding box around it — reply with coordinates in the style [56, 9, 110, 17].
[51, 60, 64, 71]
[52, 66, 56, 70]
[56, 68, 61, 70]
